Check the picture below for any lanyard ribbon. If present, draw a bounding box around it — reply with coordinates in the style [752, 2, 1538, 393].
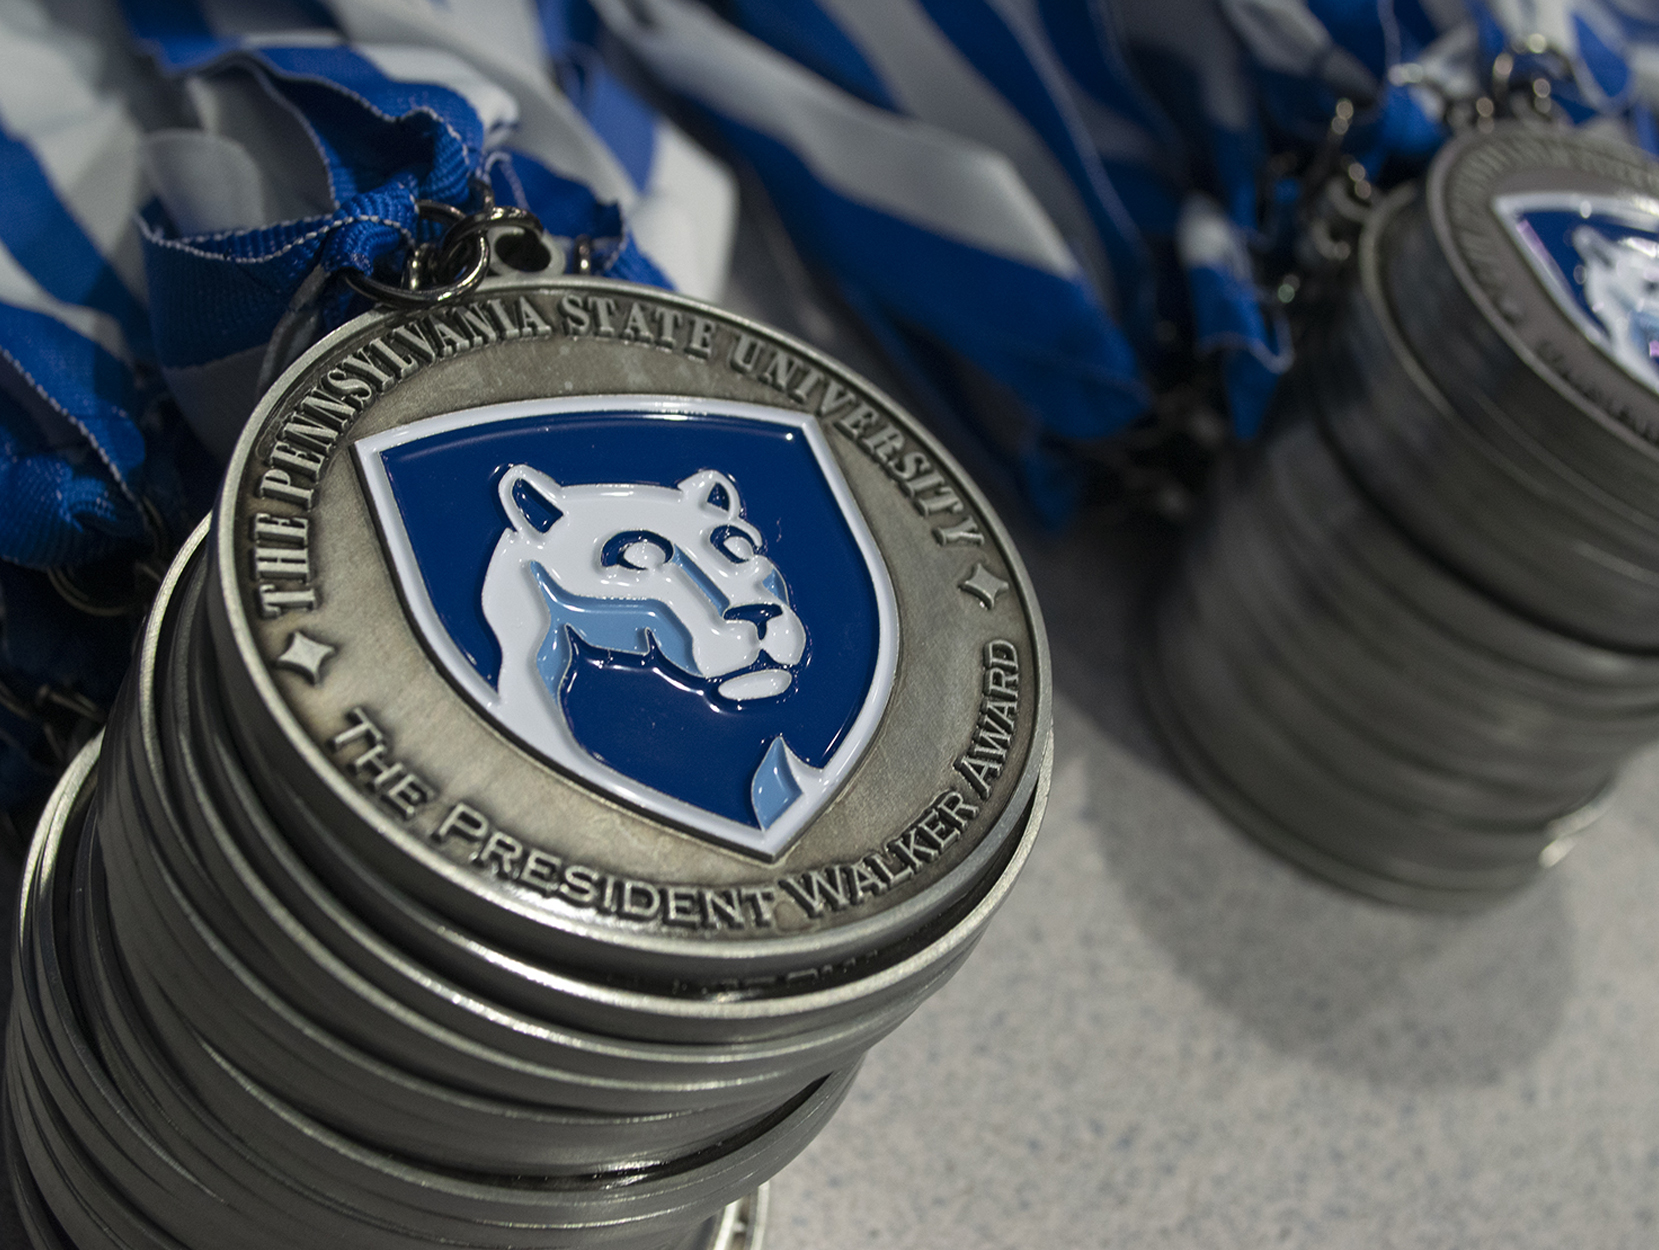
[3, 0, 1659, 812]
[0, 0, 726, 810]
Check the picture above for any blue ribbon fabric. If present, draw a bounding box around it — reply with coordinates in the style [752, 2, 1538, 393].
[0, 0, 698, 807]
[6, 0, 1659, 809]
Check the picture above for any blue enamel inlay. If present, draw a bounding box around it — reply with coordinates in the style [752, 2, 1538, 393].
[378, 409, 881, 827]
[671, 546, 731, 614]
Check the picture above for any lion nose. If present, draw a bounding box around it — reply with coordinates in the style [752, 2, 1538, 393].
[723, 602, 782, 638]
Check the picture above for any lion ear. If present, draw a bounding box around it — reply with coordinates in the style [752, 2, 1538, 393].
[499, 465, 564, 534]
[680, 470, 738, 517]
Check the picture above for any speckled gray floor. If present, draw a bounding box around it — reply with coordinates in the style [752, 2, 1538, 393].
[765, 509, 1659, 1250]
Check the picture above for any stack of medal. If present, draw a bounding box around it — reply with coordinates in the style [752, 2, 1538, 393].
[1143, 122, 1659, 909]
[6, 276, 1051, 1248]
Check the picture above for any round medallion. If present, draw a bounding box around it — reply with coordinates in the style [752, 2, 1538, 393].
[6, 276, 1052, 1249]
[1333, 126, 1659, 650]
[213, 275, 1049, 985]
[1420, 124, 1659, 446]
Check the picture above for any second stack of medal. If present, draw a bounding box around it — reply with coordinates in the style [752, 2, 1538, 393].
[1143, 123, 1659, 908]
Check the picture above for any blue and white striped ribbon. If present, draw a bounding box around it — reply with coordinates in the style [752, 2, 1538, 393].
[6, 0, 1659, 809]
[0, 0, 732, 806]
[123, 0, 739, 460]
[606, 0, 1659, 471]
[594, 0, 1150, 523]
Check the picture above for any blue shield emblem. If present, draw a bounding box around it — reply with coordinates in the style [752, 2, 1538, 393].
[355, 396, 898, 859]
[1495, 191, 1659, 393]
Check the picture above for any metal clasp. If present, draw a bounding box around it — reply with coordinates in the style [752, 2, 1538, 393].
[45, 496, 173, 620]
[342, 183, 550, 309]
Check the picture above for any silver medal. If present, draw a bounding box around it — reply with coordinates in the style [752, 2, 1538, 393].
[4, 266, 1053, 1249]
[1143, 123, 1659, 908]
[215, 274, 1047, 986]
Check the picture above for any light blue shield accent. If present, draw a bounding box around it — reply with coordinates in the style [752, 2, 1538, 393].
[531, 565, 701, 689]
[751, 736, 804, 829]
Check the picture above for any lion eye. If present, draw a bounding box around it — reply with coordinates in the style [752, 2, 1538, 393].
[710, 525, 761, 563]
[718, 532, 755, 563]
[601, 530, 673, 570]
[623, 541, 667, 570]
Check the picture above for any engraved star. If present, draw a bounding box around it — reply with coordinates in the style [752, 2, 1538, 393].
[960, 562, 1010, 610]
[274, 631, 337, 685]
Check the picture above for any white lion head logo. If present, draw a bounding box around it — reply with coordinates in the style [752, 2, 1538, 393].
[356, 396, 904, 853]
[480, 464, 811, 802]
[1573, 224, 1659, 386]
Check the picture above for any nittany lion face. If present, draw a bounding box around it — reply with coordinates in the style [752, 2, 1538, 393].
[1573, 224, 1659, 380]
[358, 395, 899, 851]
[484, 464, 806, 705]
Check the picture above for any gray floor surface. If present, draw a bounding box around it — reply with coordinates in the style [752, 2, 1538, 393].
[765, 508, 1659, 1249]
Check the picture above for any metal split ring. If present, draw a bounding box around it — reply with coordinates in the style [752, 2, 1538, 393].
[45, 496, 172, 619]
[342, 185, 548, 309]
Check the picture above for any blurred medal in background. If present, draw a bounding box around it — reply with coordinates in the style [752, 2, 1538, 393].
[1146, 119, 1659, 906]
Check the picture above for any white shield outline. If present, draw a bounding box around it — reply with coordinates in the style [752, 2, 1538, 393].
[1495, 190, 1659, 395]
[354, 395, 899, 860]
